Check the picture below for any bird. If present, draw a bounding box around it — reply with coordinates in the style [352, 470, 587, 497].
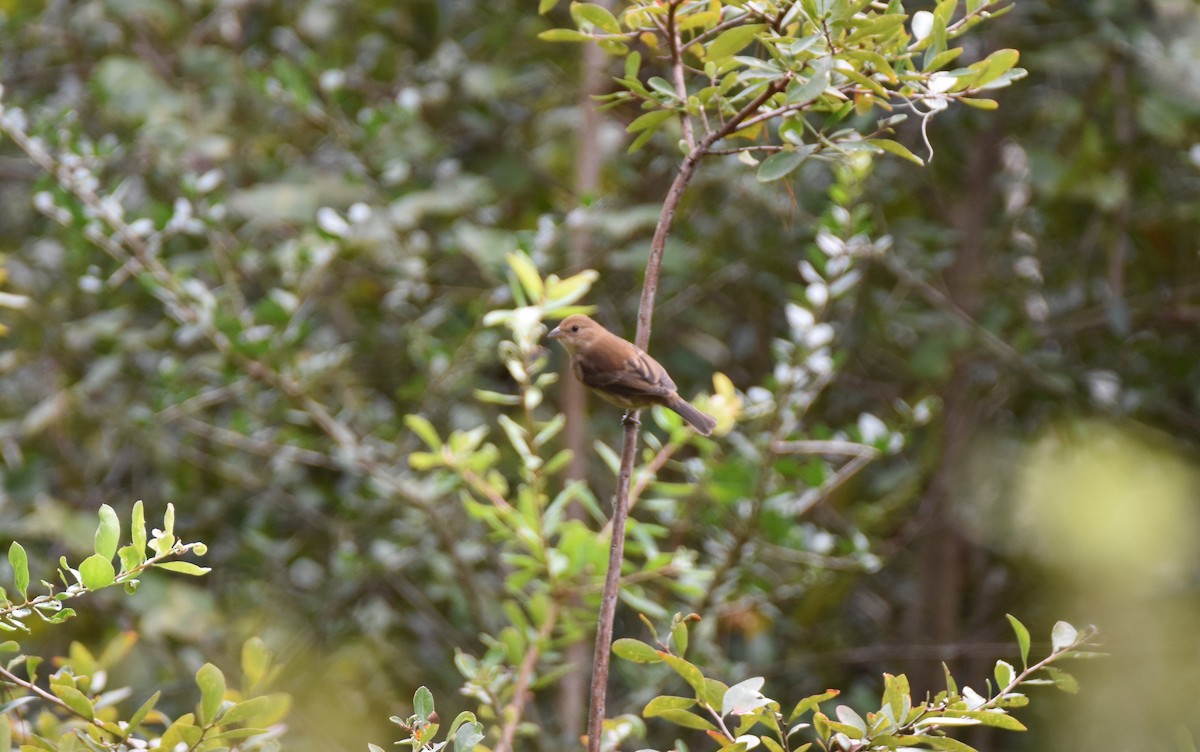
[546, 314, 717, 436]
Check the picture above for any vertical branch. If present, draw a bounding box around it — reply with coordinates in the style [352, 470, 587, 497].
[585, 75, 788, 752]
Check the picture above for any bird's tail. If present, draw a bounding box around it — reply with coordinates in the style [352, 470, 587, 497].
[666, 395, 717, 436]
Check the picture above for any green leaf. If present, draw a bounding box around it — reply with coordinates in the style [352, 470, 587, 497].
[94, 504, 120, 560]
[948, 710, 1027, 731]
[653, 708, 717, 731]
[242, 637, 272, 693]
[994, 659, 1014, 689]
[130, 500, 147, 565]
[786, 64, 831, 106]
[8, 543, 28, 599]
[414, 685, 435, 720]
[627, 109, 675, 135]
[161, 713, 202, 750]
[924, 47, 965, 72]
[538, 0, 559, 13]
[448, 711, 478, 739]
[454, 720, 484, 752]
[612, 638, 661, 663]
[624, 51, 641, 80]
[0, 697, 37, 716]
[705, 25, 766, 60]
[155, 561, 211, 576]
[52, 685, 95, 720]
[196, 663, 226, 725]
[670, 618, 689, 658]
[507, 251, 544, 301]
[1045, 666, 1080, 694]
[761, 736, 785, 752]
[1051, 621, 1078, 652]
[570, 2, 620, 34]
[943, 662, 958, 695]
[788, 689, 839, 722]
[922, 735, 981, 751]
[961, 97, 999, 110]
[757, 147, 814, 182]
[970, 48, 1019, 88]
[1006, 614, 1031, 669]
[871, 138, 925, 166]
[79, 554, 116, 589]
[404, 415, 442, 450]
[647, 76, 681, 100]
[644, 695, 696, 716]
[127, 691, 160, 733]
[222, 695, 277, 725]
[659, 652, 707, 697]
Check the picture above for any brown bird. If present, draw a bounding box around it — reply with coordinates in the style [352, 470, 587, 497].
[547, 314, 717, 436]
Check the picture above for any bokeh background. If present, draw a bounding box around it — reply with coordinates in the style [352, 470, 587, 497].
[1, 0, 1198, 750]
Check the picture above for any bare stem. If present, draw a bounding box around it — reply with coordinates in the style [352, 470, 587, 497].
[494, 602, 560, 752]
[585, 72, 790, 752]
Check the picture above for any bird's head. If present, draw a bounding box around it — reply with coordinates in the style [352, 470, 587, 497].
[546, 314, 603, 352]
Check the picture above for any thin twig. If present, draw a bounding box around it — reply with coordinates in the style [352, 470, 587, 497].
[666, 2, 696, 151]
[586, 72, 793, 752]
[494, 602, 560, 752]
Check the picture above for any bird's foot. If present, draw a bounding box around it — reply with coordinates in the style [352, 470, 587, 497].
[621, 410, 641, 428]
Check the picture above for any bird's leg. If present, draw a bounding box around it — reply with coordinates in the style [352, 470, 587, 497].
[621, 410, 641, 428]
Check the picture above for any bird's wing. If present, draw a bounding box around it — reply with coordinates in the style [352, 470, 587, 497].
[583, 350, 677, 398]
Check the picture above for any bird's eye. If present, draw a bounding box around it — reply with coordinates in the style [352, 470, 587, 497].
[571, 325, 579, 332]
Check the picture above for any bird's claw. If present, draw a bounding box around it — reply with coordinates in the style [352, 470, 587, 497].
[621, 410, 641, 428]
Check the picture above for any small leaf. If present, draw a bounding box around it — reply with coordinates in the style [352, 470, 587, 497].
[757, 147, 814, 182]
[611, 638, 662, 663]
[156, 561, 211, 576]
[0, 696, 38, 716]
[94, 504, 120, 560]
[627, 109, 675, 134]
[871, 138, 924, 166]
[961, 97, 999, 110]
[705, 25, 766, 60]
[243, 637, 272, 693]
[644, 696, 696, 716]
[414, 685, 435, 720]
[539, 28, 593, 43]
[570, 2, 620, 34]
[670, 618, 689, 658]
[1051, 621, 1078, 653]
[1006, 614, 1031, 669]
[222, 695, 277, 725]
[404, 415, 442, 450]
[788, 689, 839, 723]
[1045, 666, 1080, 694]
[196, 663, 226, 726]
[994, 660, 1014, 689]
[8, 543, 28, 599]
[130, 500, 147, 565]
[786, 65, 831, 106]
[52, 685, 95, 720]
[127, 691, 160, 733]
[454, 720, 484, 752]
[653, 708, 717, 731]
[948, 710, 1027, 731]
[659, 652, 707, 697]
[507, 252, 544, 301]
[79, 554, 116, 589]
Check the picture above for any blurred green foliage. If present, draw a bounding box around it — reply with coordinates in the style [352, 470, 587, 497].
[0, 0, 1196, 751]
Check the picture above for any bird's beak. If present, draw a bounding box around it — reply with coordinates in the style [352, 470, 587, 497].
[546, 324, 563, 340]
